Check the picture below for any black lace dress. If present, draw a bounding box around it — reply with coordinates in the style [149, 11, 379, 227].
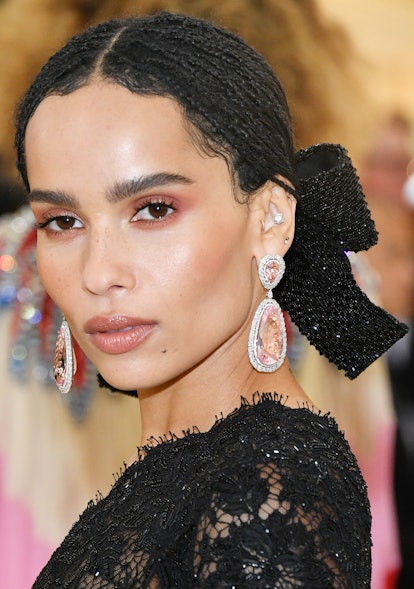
[33, 395, 371, 588]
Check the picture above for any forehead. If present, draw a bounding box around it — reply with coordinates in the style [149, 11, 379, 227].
[25, 84, 202, 180]
[24, 82, 234, 196]
[26, 83, 189, 145]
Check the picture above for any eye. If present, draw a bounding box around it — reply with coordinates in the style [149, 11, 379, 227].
[36, 215, 83, 232]
[133, 200, 176, 222]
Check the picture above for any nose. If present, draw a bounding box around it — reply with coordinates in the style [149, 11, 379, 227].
[82, 227, 136, 296]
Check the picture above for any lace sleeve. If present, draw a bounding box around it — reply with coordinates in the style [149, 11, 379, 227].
[192, 437, 371, 588]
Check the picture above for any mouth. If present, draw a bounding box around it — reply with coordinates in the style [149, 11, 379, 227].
[106, 325, 138, 334]
[84, 315, 156, 355]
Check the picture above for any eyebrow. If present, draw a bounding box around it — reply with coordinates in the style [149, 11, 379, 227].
[28, 172, 194, 206]
[107, 173, 193, 202]
[28, 189, 77, 207]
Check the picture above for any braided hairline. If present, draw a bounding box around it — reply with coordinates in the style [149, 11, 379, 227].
[100, 15, 295, 194]
[16, 13, 297, 200]
[15, 21, 126, 189]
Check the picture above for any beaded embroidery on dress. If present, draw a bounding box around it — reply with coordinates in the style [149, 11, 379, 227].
[33, 395, 371, 588]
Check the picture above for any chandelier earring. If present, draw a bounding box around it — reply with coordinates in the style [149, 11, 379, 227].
[53, 317, 77, 394]
[248, 254, 287, 372]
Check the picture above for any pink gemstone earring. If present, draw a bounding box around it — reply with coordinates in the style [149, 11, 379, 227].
[248, 254, 287, 372]
[53, 317, 77, 394]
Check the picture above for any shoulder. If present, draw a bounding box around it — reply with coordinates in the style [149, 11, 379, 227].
[211, 394, 354, 469]
[207, 394, 369, 515]
[194, 396, 371, 587]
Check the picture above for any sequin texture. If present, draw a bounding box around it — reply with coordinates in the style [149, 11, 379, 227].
[33, 395, 371, 588]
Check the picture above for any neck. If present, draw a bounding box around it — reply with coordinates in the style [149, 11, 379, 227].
[138, 351, 308, 446]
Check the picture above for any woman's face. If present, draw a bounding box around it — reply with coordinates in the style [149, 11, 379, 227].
[25, 83, 260, 391]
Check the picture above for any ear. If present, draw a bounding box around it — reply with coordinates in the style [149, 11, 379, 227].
[248, 177, 296, 263]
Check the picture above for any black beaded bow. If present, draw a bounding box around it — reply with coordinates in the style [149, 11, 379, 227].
[276, 143, 408, 379]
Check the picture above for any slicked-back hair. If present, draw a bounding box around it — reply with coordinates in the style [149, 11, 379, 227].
[15, 12, 296, 197]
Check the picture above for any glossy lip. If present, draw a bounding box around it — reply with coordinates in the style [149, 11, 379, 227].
[84, 314, 156, 355]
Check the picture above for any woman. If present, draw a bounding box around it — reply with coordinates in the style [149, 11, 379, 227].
[16, 13, 406, 587]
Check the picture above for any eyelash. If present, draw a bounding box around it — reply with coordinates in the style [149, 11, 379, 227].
[34, 199, 177, 234]
[133, 198, 177, 223]
[34, 215, 81, 232]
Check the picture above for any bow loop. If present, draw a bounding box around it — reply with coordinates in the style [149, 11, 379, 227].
[295, 143, 378, 252]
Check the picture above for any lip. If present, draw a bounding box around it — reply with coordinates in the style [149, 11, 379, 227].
[84, 314, 156, 355]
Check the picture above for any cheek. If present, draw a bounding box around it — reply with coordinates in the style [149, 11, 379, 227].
[36, 242, 75, 307]
[161, 229, 254, 330]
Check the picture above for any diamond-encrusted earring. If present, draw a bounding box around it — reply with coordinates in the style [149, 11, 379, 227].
[248, 254, 287, 372]
[53, 317, 77, 394]
[273, 211, 284, 224]
[261, 209, 284, 231]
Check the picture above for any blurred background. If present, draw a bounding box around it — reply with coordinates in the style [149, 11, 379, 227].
[318, 0, 414, 117]
[0, 1, 413, 588]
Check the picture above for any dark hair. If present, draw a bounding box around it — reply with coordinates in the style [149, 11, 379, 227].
[15, 12, 296, 196]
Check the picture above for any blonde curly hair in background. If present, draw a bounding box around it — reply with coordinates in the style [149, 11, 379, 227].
[0, 0, 371, 180]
